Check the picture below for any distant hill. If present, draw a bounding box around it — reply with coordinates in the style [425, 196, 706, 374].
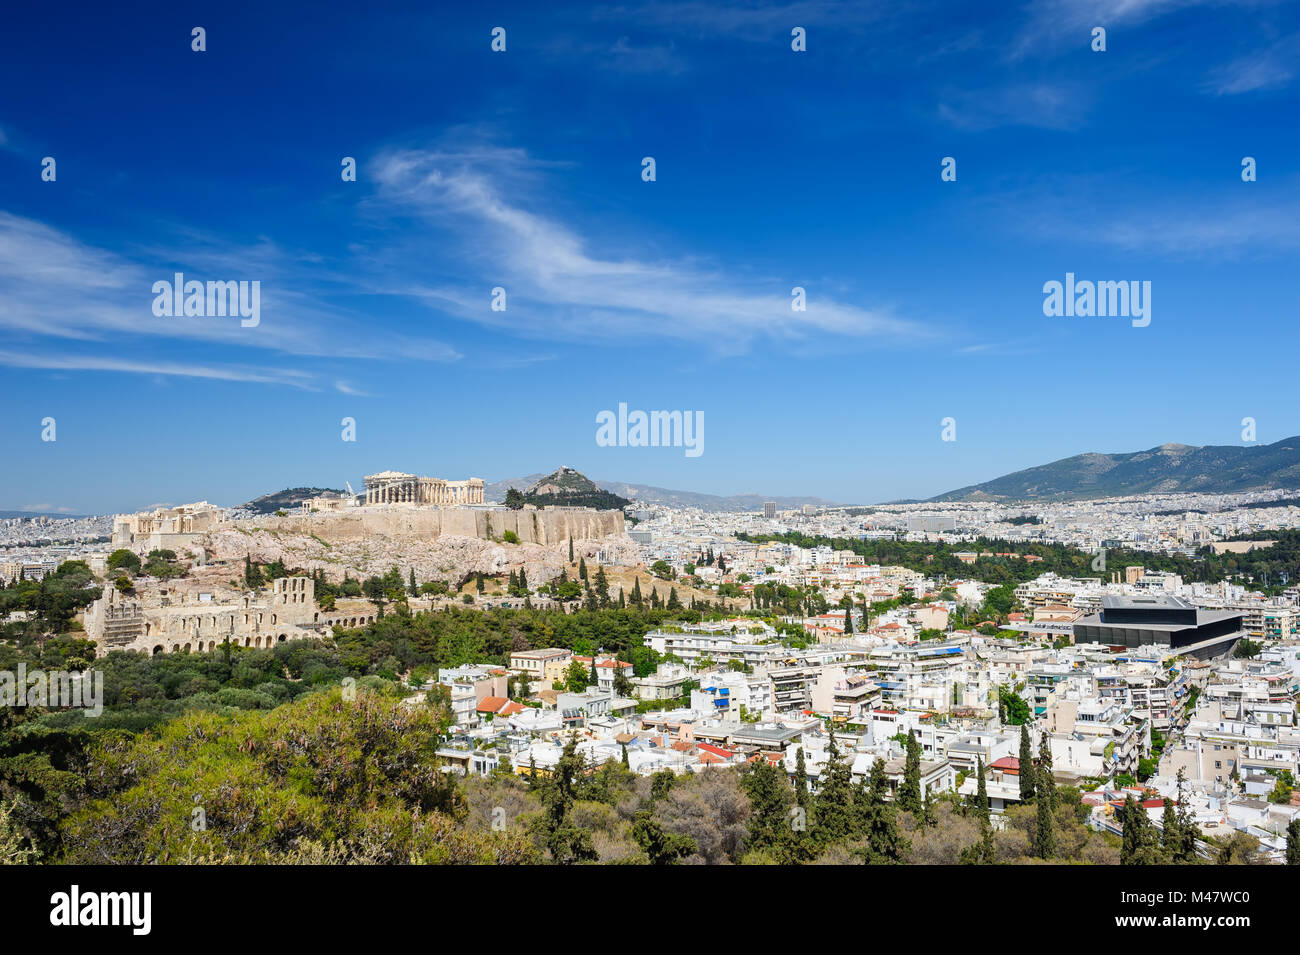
[518, 467, 632, 510]
[930, 436, 1300, 502]
[238, 487, 351, 515]
[485, 474, 836, 512]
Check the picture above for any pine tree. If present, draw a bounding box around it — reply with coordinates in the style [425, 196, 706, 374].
[859, 758, 908, 864]
[1018, 725, 1036, 803]
[536, 736, 597, 863]
[667, 587, 681, 610]
[593, 566, 608, 606]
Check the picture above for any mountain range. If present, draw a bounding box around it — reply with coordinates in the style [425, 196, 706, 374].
[928, 436, 1300, 502]
[232, 436, 1300, 518]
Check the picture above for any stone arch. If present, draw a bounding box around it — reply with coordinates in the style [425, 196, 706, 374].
[152, 645, 164, 655]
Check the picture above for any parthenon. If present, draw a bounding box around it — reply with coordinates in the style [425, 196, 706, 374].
[363, 470, 485, 506]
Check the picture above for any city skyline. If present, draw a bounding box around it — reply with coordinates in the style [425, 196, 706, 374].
[3, 1, 1299, 514]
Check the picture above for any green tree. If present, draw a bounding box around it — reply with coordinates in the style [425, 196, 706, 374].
[1018, 726, 1036, 803]
[794, 747, 810, 814]
[564, 660, 589, 694]
[815, 734, 856, 845]
[535, 736, 598, 864]
[106, 549, 141, 573]
[1119, 793, 1164, 864]
[858, 758, 908, 864]
[1287, 817, 1300, 865]
[1034, 765, 1057, 859]
[740, 757, 794, 858]
[631, 811, 696, 864]
[897, 730, 923, 817]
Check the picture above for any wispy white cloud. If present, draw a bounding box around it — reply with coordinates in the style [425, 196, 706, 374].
[938, 82, 1090, 130]
[1009, 0, 1259, 59]
[333, 379, 375, 396]
[595, 1, 890, 39]
[0, 348, 319, 388]
[1002, 180, 1300, 255]
[1203, 31, 1300, 94]
[368, 146, 930, 350]
[0, 210, 461, 385]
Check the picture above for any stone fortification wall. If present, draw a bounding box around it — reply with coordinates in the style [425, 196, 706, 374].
[259, 506, 624, 544]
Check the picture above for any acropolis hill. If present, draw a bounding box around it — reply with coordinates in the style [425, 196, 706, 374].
[260, 504, 624, 546]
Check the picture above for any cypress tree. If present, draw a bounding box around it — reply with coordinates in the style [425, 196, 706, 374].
[815, 738, 856, 845]
[843, 606, 854, 634]
[578, 557, 587, 580]
[568, 537, 574, 563]
[1171, 768, 1198, 863]
[409, 567, 418, 596]
[898, 730, 923, 817]
[1018, 725, 1036, 803]
[740, 757, 794, 857]
[1287, 817, 1300, 865]
[1161, 798, 1179, 860]
[1120, 793, 1162, 865]
[794, 747, 810, 812]
[1034, 763, 1057, 859]
[1038, 731, 1055, 810]
[974, 756, 990, 824]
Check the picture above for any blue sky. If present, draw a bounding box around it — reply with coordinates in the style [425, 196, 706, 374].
[2, 0, 1298, 513]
